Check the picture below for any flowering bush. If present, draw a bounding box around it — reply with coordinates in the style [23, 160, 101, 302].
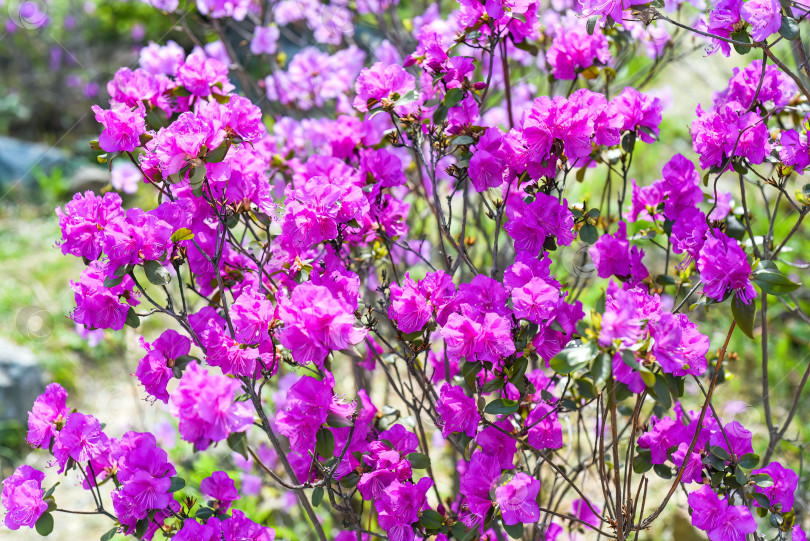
[4, 0, 810, 540]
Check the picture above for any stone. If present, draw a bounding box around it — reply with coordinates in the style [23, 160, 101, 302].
[0, 338, 45, 428]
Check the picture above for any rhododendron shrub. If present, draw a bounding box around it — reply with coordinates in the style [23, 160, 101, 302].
[4, 0, 810, 540]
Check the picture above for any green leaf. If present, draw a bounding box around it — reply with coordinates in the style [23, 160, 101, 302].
[205, 141, 230, 163]
[621, 131, 636, 153]
[395, 89, 419, 106]
[482, 377, 506, 393]
[444, 88, 464, 108]
[485, 398, 520, 415]
[144, 260, 171, 286]
[452, 521, 478, 541]
[550, 343, 596, 375]
[125, 307, 140, 329]
[462, 361, 483, 391]
[780, 16, 800, 40]
[731, 30, 752, 54]
[114, 264, 133, 278]
[751, 492, 771, 509]
[735, 467, 748, 486]
[503, 521, 524, 539]
[407, 452, 431, 469]
[420, 509, 444, 530]
[340, 472, 360, 488]
[738, 453, 760, 469]
[580, 223, 599, 244]
[633, 450, 653, 473]
[195, 506, 215, 520]
[586, 16, 598, 35]
[650, 373, 672, 410]
[168, 477, 185, 493]
[591, 353, 611, 385]
[451, 135, 475, 147]
[100, 527, 119, 541]
[753, 265, 800, 296]
[226, 431, 249, 461]
[103, 275, 124, 288]
[189, 164, 206, 188]
[35, 512, 53, 536]
[316, 427, 336, 458]
[710, 445, 730, 461]
[311, 486, 324, 507]
[43, 483, 59, 500]
[731, 293, 756, 339]
[171, 228, 195, 242]
[653, 464, 672, 479]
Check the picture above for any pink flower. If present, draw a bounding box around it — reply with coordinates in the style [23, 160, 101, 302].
[169, 362, 253, 450]
[496, 473, 541, 525]
[547, 25, 611, 81]
[353, 62, 415, 112]
[91, 102, 146, 153]
[741, 0, 782, 42]
[278, 283, 366, 367]
[1, 465, 47, 530]
[27, 383, 70, 449]
[201, 471, 240, 511]
[526, 402, 563, 449]
[436, 383, 480, 438]
[136, 329, 191, 403]
[250, 25, 280, 55]
[504, 193, 576, 257]
[752, 462, 799, 511]
[53, 412, 111, 471]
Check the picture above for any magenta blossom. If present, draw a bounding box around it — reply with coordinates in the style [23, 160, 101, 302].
[496, 473, 541, 525]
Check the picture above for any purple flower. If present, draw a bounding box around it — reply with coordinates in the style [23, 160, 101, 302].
[91, 102, 146, 153]
[53, 412, 110, 471]
[169, 362, 253, 450]
[469, 127, 515, 191]
[136, 329, 191, 403]
[250, 25, 280, 55]
[511, 277, 560, 324]
[526, 402, 563, 450]
[278, 283, 366, 367]
[709, 421, 754, 459]
[504, 193, 576, 257]
[202, 471, 240, 511]
[176, 52, 231, 97]
[697, 229, 756, 304]
[353, 62, 415, 112]
[376, 478, 433, 541]
[671, 442, 704, 484]
[547, 25, 611, 81]
[741, 0, 782, 42]
[614, 87, 663, 143]
[1, 465, 47, 530]
[780, 125, 810, 173]
[388, 273, 431, 334]
[752, 462, 799, 511]
[275, 375, 333, 453]
[476, 419, 517, 470]
[460, 451, 501, 526]
[174, 519, 222, 541]
[437, 383, 480, 438]
[496, 473, 541, 525]
[27, 383, 70, 449]
[590, 221, 632, 278]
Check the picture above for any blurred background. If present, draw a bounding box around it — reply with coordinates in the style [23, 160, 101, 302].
[0, 0, 808, 539]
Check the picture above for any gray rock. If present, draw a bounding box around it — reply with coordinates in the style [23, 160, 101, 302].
[0, 338, 44, 427]
[0, 135, 68, 189]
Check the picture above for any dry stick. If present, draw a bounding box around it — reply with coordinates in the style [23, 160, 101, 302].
[639, 321, 736, 529]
